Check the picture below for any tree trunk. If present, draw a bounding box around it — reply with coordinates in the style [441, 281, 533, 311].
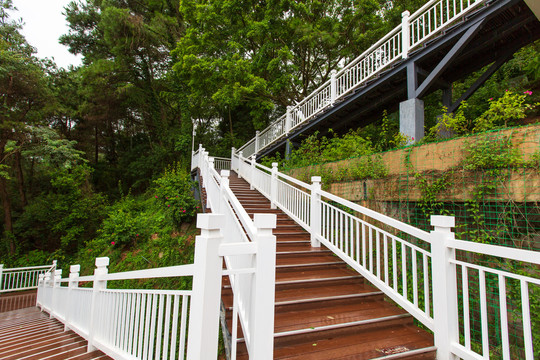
[95, 124, 99, 164]
[14, 145, 27, 207]
[0, 136, 15, 253]
[0, 176, 14, 253]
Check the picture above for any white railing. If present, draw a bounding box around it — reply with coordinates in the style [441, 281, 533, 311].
[231, 151, 539, 359]
[237, 0, 487, 158]
[37, 150, 277, 360]
[192, 149, 277, 359]
[213, 157, 231, 171]
[0, 261, 56, 293]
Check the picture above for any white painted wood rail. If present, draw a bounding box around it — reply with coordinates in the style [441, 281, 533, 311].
[0, 261, 56, 293]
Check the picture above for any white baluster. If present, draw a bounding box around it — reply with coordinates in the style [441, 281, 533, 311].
[187, 214, 224, 360]
[88, 257, 109, 352]
[430, 215, 458, 360]
[310, 176, 322, 247]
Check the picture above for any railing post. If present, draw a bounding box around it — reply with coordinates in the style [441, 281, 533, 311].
[187, 214, 224, 360]
[330, 70, 337, 104]
[65, 265, 80, 331]
[88, 257, 109, 352]
[251, 214, 277, 359]
[43, 271, 52, 311]
[231, 147, 236, 171]
[401, 11, 410, 59]
[238, 151, 244, 179]
[0, 264, 3, 292]
[219, 170, 230, 213]
[206, 157, 215, 209]
[50, 269, 62, 318]
[430, 215, 458, 360]
[286, 106, 293, 134]
[37, 274, 44, 308]
[250, 155, 256, 190]
[310, 176, 322, 247]
[255, 130, 260, 155]
[270, 163, 278, 209]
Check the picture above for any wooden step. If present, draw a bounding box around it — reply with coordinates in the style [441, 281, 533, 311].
[222, 171, 434, 358]
[0, 307, 111, 360]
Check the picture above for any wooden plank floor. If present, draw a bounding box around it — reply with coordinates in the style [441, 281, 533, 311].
[0, 306, 111, 360]
[0, 290, 38, 313]
[220, 172, 436, 359]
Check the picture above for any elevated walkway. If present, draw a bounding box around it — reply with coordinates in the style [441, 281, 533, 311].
[221, 172, 435, 359]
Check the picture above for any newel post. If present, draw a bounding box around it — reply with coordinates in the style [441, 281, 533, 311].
[255, 130, 260, 155]
[250, 155, 256, 190]
[401, 11, 411, 59]
[219, 170, 230, 213]
[50, 269, 62, 318]
[238, 151, 244, 179]
[37, 274, 44, 308]
[270, 163, 278, 209]
[231, 147, 236, 171]
[65, 265, 80, 331]
[286, 106, 293, 134]
[88, 257, 109, 352]
[310, 176, 322, 247]
[330, 70, 337, 104]
[431, 215, 458, 360]
[251, 214, 277, 359]
[187, 214, 224, 360]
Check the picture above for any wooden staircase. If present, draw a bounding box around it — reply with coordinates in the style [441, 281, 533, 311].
[0, 306, 111, 360]
[221, 172, 436, 359]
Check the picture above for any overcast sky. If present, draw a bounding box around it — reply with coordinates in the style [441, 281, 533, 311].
[10, 0, 82, 69]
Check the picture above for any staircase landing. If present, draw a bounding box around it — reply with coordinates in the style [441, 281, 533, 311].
[0, 306, 111, 360]
[222, 172, 436, 359]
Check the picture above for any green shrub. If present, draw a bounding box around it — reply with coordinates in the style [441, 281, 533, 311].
[152, 165, 199, 228]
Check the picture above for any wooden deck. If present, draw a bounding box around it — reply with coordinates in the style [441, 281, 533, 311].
[0, 304, 111, 360]
[0, 289, 38, 313]
[222, 172, 436, 359]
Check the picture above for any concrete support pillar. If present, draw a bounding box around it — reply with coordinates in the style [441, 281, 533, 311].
[399, 98, 424, 144]
[285, 140, 292, 161]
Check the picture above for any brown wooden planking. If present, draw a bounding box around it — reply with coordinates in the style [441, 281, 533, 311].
[0, 290, 37, 313]
[224, 172, 435, 359]
[0, 307, 111, 360]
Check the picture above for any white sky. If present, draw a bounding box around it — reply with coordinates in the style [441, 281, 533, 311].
[10, 0, 82, 69]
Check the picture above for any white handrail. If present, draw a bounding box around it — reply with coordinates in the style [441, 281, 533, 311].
[236, 0, 487, 158]
[191, 149, 277, 359]
[0, 261, 56, 293]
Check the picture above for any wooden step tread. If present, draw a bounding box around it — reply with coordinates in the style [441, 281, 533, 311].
[273, 297, 409, 333]
[272, 323, 434, 359]
[0, 307, 111, 360]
